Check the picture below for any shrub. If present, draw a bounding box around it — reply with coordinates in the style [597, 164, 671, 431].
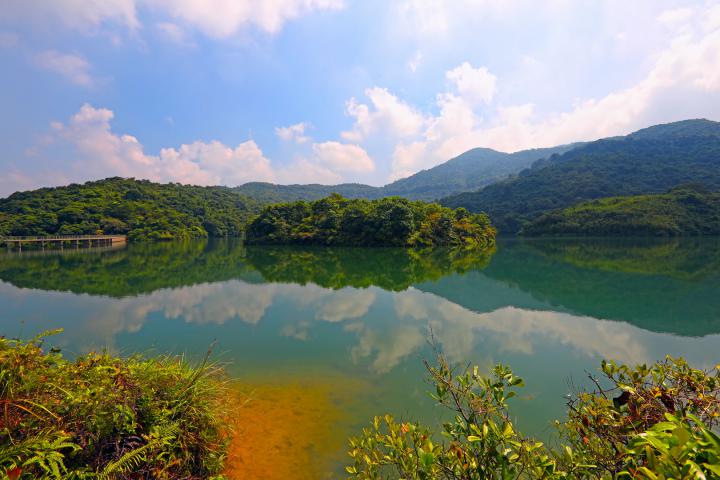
[347, 351, 719, 479]
[0, 330, 231, 479]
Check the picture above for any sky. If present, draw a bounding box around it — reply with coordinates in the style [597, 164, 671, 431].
[1, 0, 720, 196]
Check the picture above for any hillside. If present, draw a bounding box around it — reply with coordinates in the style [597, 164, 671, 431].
[0, 177, 261, 240]
[382, 144, 576, 200]
[245, 194, 496, 248]
[441, 119, 720, 233]
[234, 145, 574, 202]
[522, 185, 720, 236]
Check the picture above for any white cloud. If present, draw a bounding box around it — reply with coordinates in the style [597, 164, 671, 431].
[2, 0, 139, 31]
[2, 0, 342, 37]
[408, 50, 423, 72]
[446, 62, 498, 105]
[142, 0, 344, 37]
[33, 50, 95, 87]
[276, 158, 343, 184]
[379, 5, 720, 179]
[276, 122, 311, 144]
[312, 141, 375, 173]
[657, 7, 695, 26]
[342, 87, 426, 142]
[28, 103, 275, 190]
[7, 103, 372, 196]
[158, 140, 276, 185]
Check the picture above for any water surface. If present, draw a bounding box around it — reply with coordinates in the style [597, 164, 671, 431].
[2, 238, 719, 477]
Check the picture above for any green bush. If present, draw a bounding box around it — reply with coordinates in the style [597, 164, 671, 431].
[347, 353, 720, 479]
[0, 331, 230, 479]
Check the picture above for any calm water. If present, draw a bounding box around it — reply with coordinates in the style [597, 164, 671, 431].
[2, 238, 720, 476]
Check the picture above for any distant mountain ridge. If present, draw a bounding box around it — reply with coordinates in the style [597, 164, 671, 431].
[441, 119, 720, 233]
[233, 144, 576, 202]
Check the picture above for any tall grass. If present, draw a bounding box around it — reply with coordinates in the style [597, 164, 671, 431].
[0, 330, 231, 479]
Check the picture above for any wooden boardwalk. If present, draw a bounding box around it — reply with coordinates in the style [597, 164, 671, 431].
[1, 235, 127, 251]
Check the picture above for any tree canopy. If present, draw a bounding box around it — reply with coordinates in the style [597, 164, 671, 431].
[244, 194, 496, 248]
[0, 177, 261, 240]
[522, 185, 720, 237]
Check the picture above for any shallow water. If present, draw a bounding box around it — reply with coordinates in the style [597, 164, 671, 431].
[2, 238, 719, 477]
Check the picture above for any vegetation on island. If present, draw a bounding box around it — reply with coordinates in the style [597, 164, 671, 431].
[347, 352, 720, 479]
[522, 185, 720, 237]
[0, 177, 260, 241]
[1, 330, 230, 479]
[441, 119, 720, 233]
[245, 194, 496, 248]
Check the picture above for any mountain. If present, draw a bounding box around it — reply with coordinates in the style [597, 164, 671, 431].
[233, 145, 575, 202]
[0, 177, 261, 240]
[381, 145, 577, 200]
[522, 185, 720, 236]
[441, 119, 720, 233]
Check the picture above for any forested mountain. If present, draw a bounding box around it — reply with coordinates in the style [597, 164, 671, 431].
[0, 178, 261, 240]
[441, 119, 720, 233]
[522, 185, 720, 236]
[381, 145, 576, 200]
[233, 145, 574, 202]
[245, 194, 496, 248]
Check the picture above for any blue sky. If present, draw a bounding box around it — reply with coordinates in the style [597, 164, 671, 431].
[1, 0, 719, 196]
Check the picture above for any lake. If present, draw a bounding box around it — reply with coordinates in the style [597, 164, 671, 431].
[2, 238, 719, 478]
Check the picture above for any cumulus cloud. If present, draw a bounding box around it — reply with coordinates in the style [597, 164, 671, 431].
[276, 122, 311, 144]
[311, 141, 375, 173]
[144, 0, 344, 37]
[378, 4, 720, 179]
[342, 87, 426, 142]
[15, 103, 276, 193]
[2, 0, 343, 37]
[446, 62, 497, 105]
[7, 103, 378, 196]
[33, 50, 95, 86]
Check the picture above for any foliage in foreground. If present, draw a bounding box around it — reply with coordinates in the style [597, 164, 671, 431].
[0, 331, 230, 479]
[245, 194, 496, 248]
[522, 185, 720, 237]
[348, 353, 720, 479]
[0, 177, 261, 240]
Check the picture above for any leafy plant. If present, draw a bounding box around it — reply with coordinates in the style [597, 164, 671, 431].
[347, 351, 720, 479]
[0, 330, 231, 479]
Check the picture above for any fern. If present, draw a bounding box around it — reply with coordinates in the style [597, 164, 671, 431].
[97, 424, 179, 479]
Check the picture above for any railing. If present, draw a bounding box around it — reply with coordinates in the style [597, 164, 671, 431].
[1, 235, 127, 242]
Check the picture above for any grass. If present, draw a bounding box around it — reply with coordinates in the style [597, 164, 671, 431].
[0, 330, 231, 479]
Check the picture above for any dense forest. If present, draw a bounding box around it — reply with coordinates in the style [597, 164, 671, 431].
[441, 119, 720, 233]
[0, 178, 261, 240]
[245, 194, 496, 248]
[522, 185, 720, 236]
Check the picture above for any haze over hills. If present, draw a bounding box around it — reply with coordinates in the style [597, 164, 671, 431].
[441, 119, 720, 234]
[233, 144, 576, 203]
